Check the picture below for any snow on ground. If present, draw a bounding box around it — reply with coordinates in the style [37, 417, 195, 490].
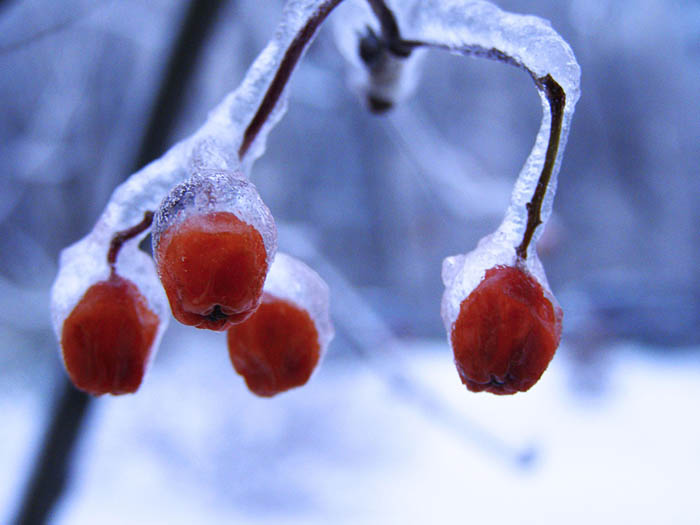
[4, 327, 700, 524]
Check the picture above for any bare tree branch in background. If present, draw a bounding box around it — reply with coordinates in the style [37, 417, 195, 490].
[12, 1, 229, 522]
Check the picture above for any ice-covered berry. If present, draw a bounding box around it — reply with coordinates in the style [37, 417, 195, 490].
[153, 170, 276, 330]
[450, 265, 562, 395]
[156, 211, 268, 329]
[227, 293, 321, 397]
[60, 273, 159, 396]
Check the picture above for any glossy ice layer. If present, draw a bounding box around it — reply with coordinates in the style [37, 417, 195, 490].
[395, 0, 580, 253]
[51, 241, 169, 376]
[262, 252, 334, 354]
[227, 293, 321, 397]
[441, 233, 555, 334]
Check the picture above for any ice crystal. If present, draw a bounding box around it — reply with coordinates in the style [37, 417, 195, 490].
[263, 252, 335, 355]
[152, 170, 277, 266]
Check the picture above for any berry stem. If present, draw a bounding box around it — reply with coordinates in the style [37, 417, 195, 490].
[365, 0, 412, 57]
[238, 0, 344, 160]
[516, 75, 566, 260]
[107, 210, 154, 270]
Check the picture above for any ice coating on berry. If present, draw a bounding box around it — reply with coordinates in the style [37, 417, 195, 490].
[227, 293, 322, 397]
[156, 211, 269, 330]
[61, 274, 159, 396]
[450, 265, 562, 394]
[262, 252, 334, 353]
[52, 238, 169, 376]
[442, 233, 514, 333]
[153, 170, 276, 264]
[152, 170, 275, 330]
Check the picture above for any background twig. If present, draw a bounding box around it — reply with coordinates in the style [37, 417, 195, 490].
[11, 1, 229, 522]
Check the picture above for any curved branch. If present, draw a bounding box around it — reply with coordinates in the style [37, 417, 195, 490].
[107, 211, 154, 269]
[517, 75, 565, 259]
[396, 38, 567, 260]
[364, 0, 576, 260]
[238, 0, 344, 159]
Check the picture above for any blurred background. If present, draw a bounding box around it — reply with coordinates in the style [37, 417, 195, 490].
[1, 0, 699, 523]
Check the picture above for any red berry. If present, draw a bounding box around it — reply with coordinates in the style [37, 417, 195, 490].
[451, 265, 562, 395]
[227, 293, 321, 397]
[156, 211, 268, 330]
[61, 274, 159, 396]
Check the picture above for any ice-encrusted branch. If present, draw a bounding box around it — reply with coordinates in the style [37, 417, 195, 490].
[52, 0, 580, 390]
[516, 75, 565, 259]
[336, 0, 580, 341]
[84, 0, 344, 242]
[51, 0, 344, 328]
[333, 0, 580, 345]
[383, 0, 580, 260]
[239, 0, 343, 158]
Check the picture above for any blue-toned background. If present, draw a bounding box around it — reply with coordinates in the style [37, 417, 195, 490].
[1, 0, 698, 523]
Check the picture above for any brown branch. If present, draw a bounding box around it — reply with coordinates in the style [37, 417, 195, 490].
[12, 4, 228, 521]
[107, 210, 154, 269]
[516, 75, 565, 260]
[365, 0, 411, 56]
[238, 0, 343, 160]
[12, 382, 92, 525]
[379, 29, 568, 261]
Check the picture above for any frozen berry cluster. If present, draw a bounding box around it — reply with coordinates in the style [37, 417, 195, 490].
[57, 169, 333, 397]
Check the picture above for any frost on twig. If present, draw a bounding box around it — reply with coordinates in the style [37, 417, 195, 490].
[379, 0, 580, 333]
[335, 0, 580, 271]
[51, 0, 341, 339]
[51, 0, 580, 397]
[335, 1, 580, 393]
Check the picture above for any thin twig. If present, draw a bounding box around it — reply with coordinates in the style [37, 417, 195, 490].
[516, 75, 565, 259]
[107, 211, 154, 269]
[12, 382, 91, 525]
[365, 0, 411, 56]
[12, 2, 229, 522]
[238, 0, 343, 159]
